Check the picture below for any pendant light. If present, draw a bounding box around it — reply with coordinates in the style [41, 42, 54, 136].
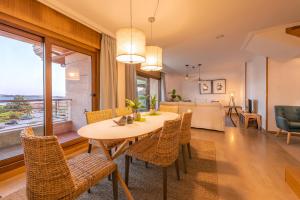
[116, 0, 146, 64]
[197, 64, 202, 83]
[185, 65, 189, 80]
[141, 1, 163, 71]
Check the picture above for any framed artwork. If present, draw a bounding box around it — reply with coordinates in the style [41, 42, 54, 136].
[199, 80, 212, 94]
[212, 79, 226, 94]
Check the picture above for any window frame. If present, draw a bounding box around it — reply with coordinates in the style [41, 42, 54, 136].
[0, 22, 99, 172]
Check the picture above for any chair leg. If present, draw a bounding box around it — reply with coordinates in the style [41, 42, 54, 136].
[129, 142, 133, 163]
[112, 170, 118, 200]
[175, 159, 180, 181]
[87, 143, 92, 153]
[276, 129, 282, 137]
[163, 167, 167, 200]
[125, 155, 130, 186]
[145, 161, 149, 168]
[287, 132, 291, 145]
[108, 149, 112, 181]
[181, 145, 187, 174]
[187, 143, 192, 159]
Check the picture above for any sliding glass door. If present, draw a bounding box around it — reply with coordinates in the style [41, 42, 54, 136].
[0, 26, 44, 161]
[0, 24, 97, 166]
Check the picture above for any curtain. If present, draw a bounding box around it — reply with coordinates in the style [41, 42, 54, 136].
[125, 64, 137, 100]
[99, 34, 118, 109]
[160, 72, 167, 102]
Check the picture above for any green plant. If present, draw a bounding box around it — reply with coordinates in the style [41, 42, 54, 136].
[168, 89, 182, 101]
[4, 95, 32, 114]
[125, 98, 143, 111]
[0, 111, 22, 122]
[150, 95, 157, 110]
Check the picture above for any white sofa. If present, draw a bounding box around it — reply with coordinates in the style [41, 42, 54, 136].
[160, 102, 225, 131]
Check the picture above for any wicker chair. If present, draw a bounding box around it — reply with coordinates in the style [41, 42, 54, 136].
[85, 109, 124, 154]
[159, 104, 179, 113]
[21, 127, 118, 200]
[179, 112, 193, 173]
[125, 118, 181, 200]
[115, 107, 132, 117]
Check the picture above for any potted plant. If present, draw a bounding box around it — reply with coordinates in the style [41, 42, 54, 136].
[125, 98, 143, 120]
[149, 95, 157, 115]
[168, 89, 182, 102]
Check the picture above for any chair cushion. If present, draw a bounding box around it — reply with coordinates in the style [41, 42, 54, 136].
[289, 121, 300, 133]
[68, 153, 116, 197]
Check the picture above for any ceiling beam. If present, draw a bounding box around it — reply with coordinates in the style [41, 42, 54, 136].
[286, 26, 300, 38]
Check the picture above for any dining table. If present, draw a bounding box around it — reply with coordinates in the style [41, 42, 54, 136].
[77, 111, 179, 200]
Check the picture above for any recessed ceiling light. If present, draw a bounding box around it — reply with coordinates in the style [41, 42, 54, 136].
[216, 34, 225, 39]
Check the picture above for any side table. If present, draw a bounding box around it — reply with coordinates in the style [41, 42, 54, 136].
[240, 112, 262, 129]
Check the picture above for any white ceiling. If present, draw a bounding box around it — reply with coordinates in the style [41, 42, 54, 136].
[39, 0, 300, 73]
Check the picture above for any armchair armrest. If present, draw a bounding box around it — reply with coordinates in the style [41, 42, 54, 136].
[276, 116, 289, 130]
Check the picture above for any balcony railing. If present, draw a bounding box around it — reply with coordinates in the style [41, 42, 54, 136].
[0, 98, 72, 133]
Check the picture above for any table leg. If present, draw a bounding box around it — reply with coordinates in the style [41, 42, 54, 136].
[116, 170, 134, 200]
[244, 116, 249, 128]
[257, 116, 262, 130]
[112, 140, 130, 160]
[98, 141, 134, 199]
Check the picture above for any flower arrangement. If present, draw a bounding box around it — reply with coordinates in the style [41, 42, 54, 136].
[125, 98, 143, 121]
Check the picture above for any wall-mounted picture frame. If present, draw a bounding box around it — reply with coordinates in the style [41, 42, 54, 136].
[199, 80, 212, 94]
[212, 79, 226, 94]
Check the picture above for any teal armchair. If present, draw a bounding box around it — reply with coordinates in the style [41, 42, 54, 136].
[275, 106, 300, 144]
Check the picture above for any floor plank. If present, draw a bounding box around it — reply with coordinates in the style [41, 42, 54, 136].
[192, 127, 299, 200]
[0, 126, 299, 199]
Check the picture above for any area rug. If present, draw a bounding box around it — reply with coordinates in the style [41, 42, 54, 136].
[79, 139, 218, 200]
[2, 139, 218, 200]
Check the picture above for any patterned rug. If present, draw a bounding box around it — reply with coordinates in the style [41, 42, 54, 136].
[79, 139, 218, 200]
[2, 139, 218, 200]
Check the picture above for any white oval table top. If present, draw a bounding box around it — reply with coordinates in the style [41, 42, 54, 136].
[78, 112, 179, 140]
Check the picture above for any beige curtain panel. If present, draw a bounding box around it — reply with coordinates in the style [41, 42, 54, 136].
[100, 34, 118, 109]
[125, 64, 137, 100]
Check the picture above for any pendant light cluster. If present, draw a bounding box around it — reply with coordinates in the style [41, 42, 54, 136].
[185, 64, 202, 82]
[116, 0, 162, 71]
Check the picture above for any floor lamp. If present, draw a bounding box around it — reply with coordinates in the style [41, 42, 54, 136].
[227, 93, 239, 127]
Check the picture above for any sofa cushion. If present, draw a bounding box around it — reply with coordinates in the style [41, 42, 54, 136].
[289, 121, 300, 129]
[275, 106, 300, 122]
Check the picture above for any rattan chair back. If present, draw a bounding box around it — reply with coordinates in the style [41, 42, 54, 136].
[115, 107, 132, 117]
[159, 105, 178, 113]
[180, 112, 193, 144]
[21, 127, 75, 199]
[156, 118, 181, 166]
[85, 109, 113, 124]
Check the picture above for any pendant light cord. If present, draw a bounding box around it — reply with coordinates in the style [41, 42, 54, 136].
[153, 0, 160, 18]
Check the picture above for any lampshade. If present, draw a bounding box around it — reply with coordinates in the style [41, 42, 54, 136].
[116, 28, 146, 64]
[141, 46, 163, 71]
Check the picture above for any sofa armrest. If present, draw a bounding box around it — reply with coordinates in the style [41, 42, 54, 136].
[276, 116, 289, 130]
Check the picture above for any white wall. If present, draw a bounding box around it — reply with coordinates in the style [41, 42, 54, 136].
[180, 62, 245, 107]
[268, 58, 300, 131]
[246, 56, 267, 129]
[65, 53, 92, 130]
[165, 72, 184, 100]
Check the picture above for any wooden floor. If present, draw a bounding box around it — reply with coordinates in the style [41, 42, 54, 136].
[0, 126, 299, 199]
[192, 127, 299, 200]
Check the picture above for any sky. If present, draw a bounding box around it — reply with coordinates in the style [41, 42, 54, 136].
[0, 35, 66, 96]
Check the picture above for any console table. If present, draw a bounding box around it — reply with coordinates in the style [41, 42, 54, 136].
[240, 112, 262, 129]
